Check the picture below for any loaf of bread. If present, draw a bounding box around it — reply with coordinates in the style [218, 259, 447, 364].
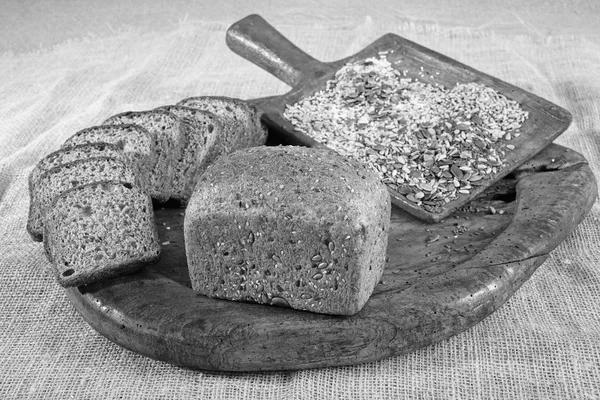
[102, 109, 187, 203]
[177, 96, 268, 152]
[27, 145, 128, 241]
[43, 181, 161, 287]
[28, 96, 271, 288]
[184, 146, 391, 315]
[62, 124, 156, 195]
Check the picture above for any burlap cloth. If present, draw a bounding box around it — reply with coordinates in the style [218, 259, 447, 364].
[1, 8, 599, 400]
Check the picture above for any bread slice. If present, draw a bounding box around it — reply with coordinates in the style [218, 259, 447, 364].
[184, 146, 391, 316]
[155, 105, 224, 201]
[176, 96, 268, 152]
[62, 124, 156, 195]
[27, 143, 126, 242]
[43, 181, 161, 287]
[28, 157, 138, 243]
[102, 109, 187, 202]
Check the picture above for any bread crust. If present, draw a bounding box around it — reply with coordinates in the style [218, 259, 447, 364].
[184, 146, 391, 315]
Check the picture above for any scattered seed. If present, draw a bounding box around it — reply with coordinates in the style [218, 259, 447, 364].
[311, 254, 322, 262]
[312, 273, 323, 280]
[426, 234, 440, 244]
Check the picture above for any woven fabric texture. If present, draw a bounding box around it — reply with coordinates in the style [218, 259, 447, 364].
[1, 16, 599, 400]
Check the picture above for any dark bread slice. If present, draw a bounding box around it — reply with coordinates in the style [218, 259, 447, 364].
[27, 143, 126, 242]
[184, 146, 391, 316]
[102, 109, 187, 202]
[28, 157, 138, 243]
[176, 96, 268, 152]
[62, 124, 156, 195]
[43, 181, 161, 287]
[156, 105, 224, 201]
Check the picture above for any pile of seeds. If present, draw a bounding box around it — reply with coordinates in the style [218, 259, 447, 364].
[283, 53, 529, 213]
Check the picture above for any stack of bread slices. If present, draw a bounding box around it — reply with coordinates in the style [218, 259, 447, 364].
[28, 96, 268, 287]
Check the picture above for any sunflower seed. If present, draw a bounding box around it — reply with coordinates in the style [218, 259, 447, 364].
[271, 297, 290, 308]
[328, 241, 336, 252]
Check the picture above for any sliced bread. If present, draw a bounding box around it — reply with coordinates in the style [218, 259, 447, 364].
[184, 146, 391, 316]
[62, 124, 156, 195]
[27, 143, 126, 242]
[176, 96, 268, 152]
[28, 157, 138, 243]
[43, 181, 161, 287]
[102, 109, 187, 202]
[156, 105, 224, 201]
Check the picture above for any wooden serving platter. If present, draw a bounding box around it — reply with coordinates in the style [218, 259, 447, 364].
[226, 14, 574, 222]
[65, 143, 597, 372]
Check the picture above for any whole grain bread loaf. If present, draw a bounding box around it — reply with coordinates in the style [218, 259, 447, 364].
[43, 181, 161, 287]
[176, 96, 268, 152]
[184, 146, 391, 315]
[27, 145, 128, 241]
[28, 97, 275, 289]
[62, 124, 156, 194]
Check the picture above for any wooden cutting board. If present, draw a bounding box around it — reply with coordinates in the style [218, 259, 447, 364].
[226, 14, 573, 222]
[65, 143, 597, 371]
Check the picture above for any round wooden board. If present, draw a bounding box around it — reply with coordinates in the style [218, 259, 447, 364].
[65, 144, 596, 372]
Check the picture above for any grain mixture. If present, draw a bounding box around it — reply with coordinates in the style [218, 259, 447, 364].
[283, 53, 529, 213]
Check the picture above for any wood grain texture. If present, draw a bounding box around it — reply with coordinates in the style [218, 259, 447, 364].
[227, 14, 573, 222]
[65, 143, 597, 371]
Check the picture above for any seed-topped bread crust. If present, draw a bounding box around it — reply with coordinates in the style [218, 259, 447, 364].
[184, 146, 391, 315]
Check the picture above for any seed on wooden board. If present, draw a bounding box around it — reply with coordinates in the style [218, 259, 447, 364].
[282, 53, 528, 214]
[311, 254, 322, 262]
[317, 262, 328, 269]
[406, 193, 418, 203]
[312, 273, 324, 281]
[450, 165, 464, 179]
[420, 182, 433, 192]
[426, 234, 440, 243]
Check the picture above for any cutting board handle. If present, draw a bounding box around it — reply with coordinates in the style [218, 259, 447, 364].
[226, 14, 330, 88]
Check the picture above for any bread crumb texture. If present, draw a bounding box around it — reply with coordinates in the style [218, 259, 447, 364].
[184, 146, 391, 315]
[44, 181, 161, 287]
